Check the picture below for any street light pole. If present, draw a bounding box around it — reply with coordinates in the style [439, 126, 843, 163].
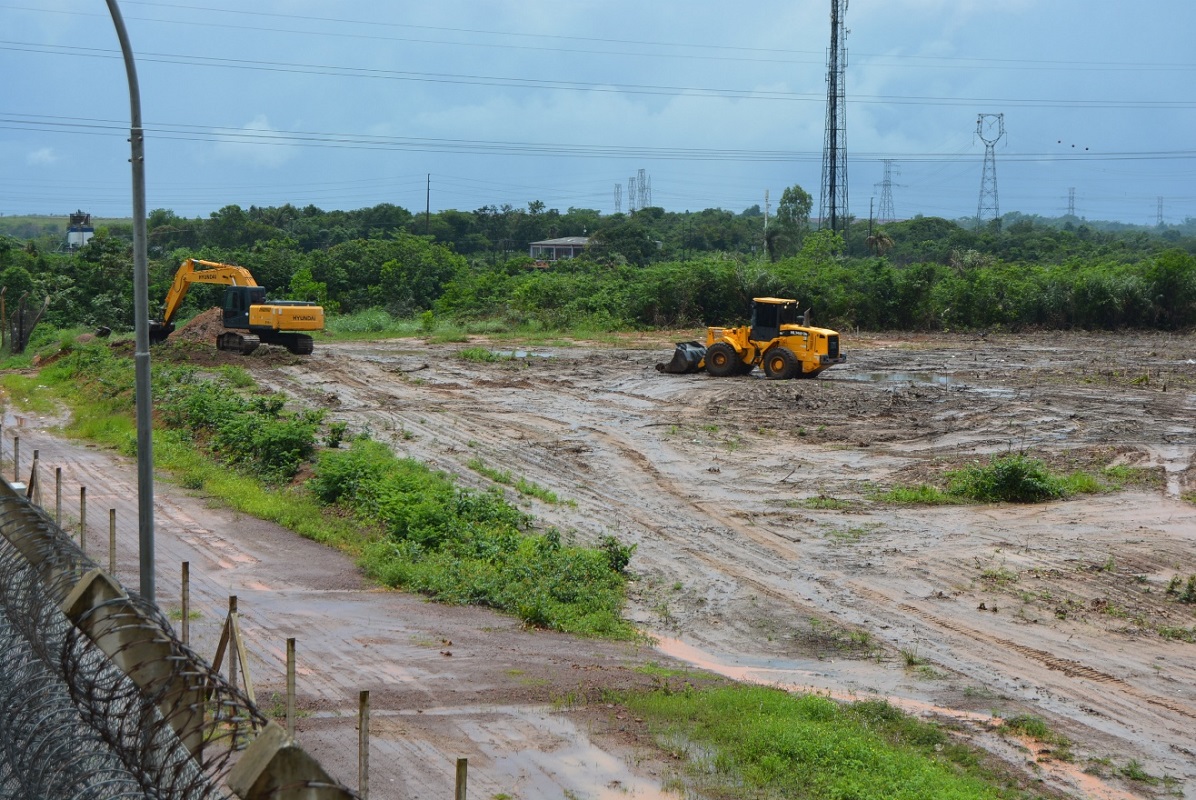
[104, 0, 155, 603]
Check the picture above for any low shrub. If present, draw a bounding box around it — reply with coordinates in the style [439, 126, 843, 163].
[946, 454, 1066, 503]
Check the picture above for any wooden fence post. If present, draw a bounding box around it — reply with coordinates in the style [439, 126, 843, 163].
[359, 690, 370, 800]
[455, 758, 468, 800]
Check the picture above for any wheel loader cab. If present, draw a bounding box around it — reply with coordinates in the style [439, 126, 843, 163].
[223, 286, 265, 329]
[750, 298, 799, 343]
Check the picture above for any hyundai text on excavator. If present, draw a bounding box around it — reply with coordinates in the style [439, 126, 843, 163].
[149, 258, 324, 355]
[656, 297, 845, 379]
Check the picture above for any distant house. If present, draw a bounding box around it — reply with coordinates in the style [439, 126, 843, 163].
[529, 236, 589, 263]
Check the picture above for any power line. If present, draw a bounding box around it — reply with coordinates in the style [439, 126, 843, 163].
[4, 41, 1196, 110]
[10, 2, 1195, 74]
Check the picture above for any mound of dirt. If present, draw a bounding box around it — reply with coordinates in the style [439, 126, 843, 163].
[169, 307, 227, 344]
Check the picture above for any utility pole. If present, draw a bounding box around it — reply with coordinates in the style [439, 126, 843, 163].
[425, 174, 430, 235]
[975, 113, 1005, 231]
[105, 0, 155, 602]
[819, 0, 849, 234]
[764, 189, 770, 232]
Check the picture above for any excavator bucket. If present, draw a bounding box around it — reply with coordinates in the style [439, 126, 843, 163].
[656, 341, 707, 374]
[148, 320, 175, 344]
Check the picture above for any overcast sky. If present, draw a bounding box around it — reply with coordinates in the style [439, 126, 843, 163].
[2, 0, 1193, 226]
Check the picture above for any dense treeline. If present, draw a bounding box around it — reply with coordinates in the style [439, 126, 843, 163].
[2, 197, 1195, 334]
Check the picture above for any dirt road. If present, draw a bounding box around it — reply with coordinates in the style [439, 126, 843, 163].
[6, 330, 1196, 798]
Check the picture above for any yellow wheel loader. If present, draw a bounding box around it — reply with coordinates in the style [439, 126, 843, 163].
[656, 297, 845, 380]
[149, 258, 324, 355]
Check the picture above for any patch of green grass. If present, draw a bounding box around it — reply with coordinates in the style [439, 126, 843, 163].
[980, 566, 1018, 586]
[1118, 759, 1161, 786]
[468, 457, 560, 504]
[1157, 626, 1195, 642]
[0, 372, 60, 414]
[634, 663, 700, 679]
[881, 483, 954, 505]
[514, 476, 558, 504]
[468, 457, 513, 485]
[428, 327, 470, 344]
[622, 685, 1022, 800]
[167, 608, 202, 622]
[457, 346, 510, 362]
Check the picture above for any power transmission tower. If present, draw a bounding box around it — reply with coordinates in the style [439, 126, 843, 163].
[627, 176, 637, 213]
[875, 160, 900, 223]
[646, 176, 652, 207]
[1067, 187, 1076, 217]
[1157, 197, 1164, 226]
[974, 113, 1005, 231]
[764, 189, 770, 231]
[819, 0, 849, 233]
[637, 168, 648, 210]
[614, 184, 622, 214]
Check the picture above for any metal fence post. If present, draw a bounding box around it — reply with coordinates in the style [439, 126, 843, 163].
[79, 486, 87, 555]
[181, 561, 190, 645]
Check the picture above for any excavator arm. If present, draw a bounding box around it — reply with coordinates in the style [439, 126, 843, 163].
[157, 258, 259, 328]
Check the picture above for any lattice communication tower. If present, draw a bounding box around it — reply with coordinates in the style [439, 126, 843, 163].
[819, 0, 849, 233]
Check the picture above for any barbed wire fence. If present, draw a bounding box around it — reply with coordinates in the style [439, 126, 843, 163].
[0, 475, 357, 800]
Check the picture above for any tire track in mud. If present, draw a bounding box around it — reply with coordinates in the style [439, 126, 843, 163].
[850, 581, 1196, 722]
[844, 582, 1196, 729]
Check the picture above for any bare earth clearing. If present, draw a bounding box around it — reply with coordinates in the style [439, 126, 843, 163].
[7, 329, 1196, 799]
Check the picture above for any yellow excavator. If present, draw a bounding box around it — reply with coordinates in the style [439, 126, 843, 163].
[149, 258, 324, 355]
[657, 297, 845, 379]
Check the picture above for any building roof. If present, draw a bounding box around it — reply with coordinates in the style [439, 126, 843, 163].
[529, 236, 589, 246]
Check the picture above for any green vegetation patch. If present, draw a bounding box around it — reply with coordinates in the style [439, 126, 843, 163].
[623, 684, 1017, 800]
[882, 452, 1145, 506]
[313, 439, 634, 637]
[31, 340, 634, 638]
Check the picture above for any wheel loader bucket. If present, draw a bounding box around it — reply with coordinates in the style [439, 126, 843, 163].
[656, 341, 707, 374]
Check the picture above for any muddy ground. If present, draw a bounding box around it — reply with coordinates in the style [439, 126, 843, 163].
[6, 329, 1196, 799]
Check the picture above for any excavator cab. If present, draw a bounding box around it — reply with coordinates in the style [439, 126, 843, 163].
[222, 286, 265, 329]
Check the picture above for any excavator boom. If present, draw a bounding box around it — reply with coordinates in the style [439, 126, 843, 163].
[157, 258, 259, 328]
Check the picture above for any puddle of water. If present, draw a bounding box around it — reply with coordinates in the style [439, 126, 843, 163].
[493, 350, 553, 360]
[835, 371, 957, 387]
[330, 704, 674, 800]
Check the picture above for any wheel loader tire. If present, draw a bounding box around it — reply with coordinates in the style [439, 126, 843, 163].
[737, 359, 756, 376]
[763, 347, 799, 380]
[705, 342, 741, 378]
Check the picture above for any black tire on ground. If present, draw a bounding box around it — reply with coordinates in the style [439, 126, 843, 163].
[763, 347, 800, 380]
[705, 342, 741, 377]
[736, 358, 756, 375]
